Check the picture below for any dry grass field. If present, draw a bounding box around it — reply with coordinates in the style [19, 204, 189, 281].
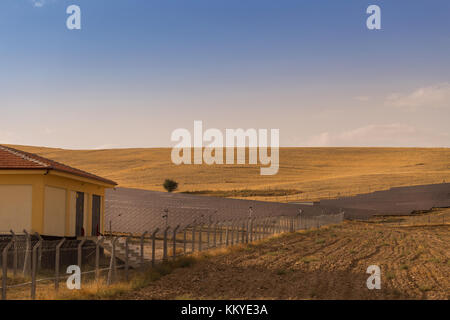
[9, 145, 450, 201]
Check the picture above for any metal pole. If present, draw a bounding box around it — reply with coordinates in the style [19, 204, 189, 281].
[31, 233, 42, 300]
[2, 240, 13, 300]
[230, 221, 235, 246]
[213, 222, 217, 247]
[219, 222, 223, 246]
[163, 226, 170, 261]
[140, 231, 148, 267]
[206, 224, 210, 249]
[36, 233, 43, 272]
[10, 230, 17, 278]
[198, 225, 203, 252]
[107, 237, 117, 285]
[192, 225, 196, 253]
[225, 222, 229, 246]
[172, 225, 180, 259]
[55, 238, 66, 292]
[95, 237, 103, 281]
[22, 230, 31, 277]
[125, 236, 129, 281]
[151, 228, 159, 266]
[183, 226, 188, 255]
[77, 239, 86, 269]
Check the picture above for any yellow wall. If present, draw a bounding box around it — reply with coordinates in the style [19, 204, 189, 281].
[0, 170, 113, 237]
[0, 184, 33, 233]
[43, 186, 66, 237]
[0, 172, 45, 234]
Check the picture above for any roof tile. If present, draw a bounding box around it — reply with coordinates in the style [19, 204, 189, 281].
[0, 145, 117, 186]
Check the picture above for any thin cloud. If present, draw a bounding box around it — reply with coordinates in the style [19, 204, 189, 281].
[31, 0, 57, 7]
[308, 123, 449, 147]
[31, 0, 45, 7]
[385, 83, 450, 109]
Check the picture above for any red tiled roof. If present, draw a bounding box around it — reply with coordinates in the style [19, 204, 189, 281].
[0, 145, 117, 186]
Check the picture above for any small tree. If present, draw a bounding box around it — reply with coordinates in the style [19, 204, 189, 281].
[163, 179, 178, 192]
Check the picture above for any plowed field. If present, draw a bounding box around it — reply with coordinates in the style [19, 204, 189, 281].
[123, 209, 450, 300]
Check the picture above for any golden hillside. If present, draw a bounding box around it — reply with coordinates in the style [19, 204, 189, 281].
[8, 145, 450, 202]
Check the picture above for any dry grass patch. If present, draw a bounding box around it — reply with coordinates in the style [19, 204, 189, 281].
[10, 145, 450, 202]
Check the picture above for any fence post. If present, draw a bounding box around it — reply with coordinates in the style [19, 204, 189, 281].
[172, 225, 180, 259]
[237, 221, 241, 244]
[163, 226, 170, 261]
[151, 228, 159, 267]
[258, 218, 262, 240]
[2, 239, 13, 300]
[107, 237, 118, 285]
[9, 230, 17, 278]
[95, 237, 103, 281]
[213, 222, 218, 247]
[258, 219, 262, 240]
[77, 239, 86, 269]
[250, 218, 254, 242]
[192, 225, 196, 253]
[198, 225, 203, 252]
[54, 238, 66, 292]
[125, 236, 129, 282]
[275, 218, 279, 234]
[31, 233, 42, 300]
[262, 219, 266, 239]
[219, 222, 223, 246]
[22, 230, 31, 277]
[206, 224, 211, 249]
[112, 237, 118, 283]
[36, 233, 43, 272]
[183, 226, 188, 255]
[225, 222, 229, 246]
[230, 221, 235, 246]
[260, 219, 264, 238]
[265, 220, 269, 237]
[140, 231, 148, 267]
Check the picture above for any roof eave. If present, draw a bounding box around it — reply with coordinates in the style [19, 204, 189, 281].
[49, 169, 117, 188]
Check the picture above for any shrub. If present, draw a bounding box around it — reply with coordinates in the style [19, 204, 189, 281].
[163, 179, 178, 192]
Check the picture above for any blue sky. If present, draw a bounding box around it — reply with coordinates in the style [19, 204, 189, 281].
[1, 0, 449, 148]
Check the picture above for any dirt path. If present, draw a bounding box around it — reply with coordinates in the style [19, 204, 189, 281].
[121, 213, 450, 300]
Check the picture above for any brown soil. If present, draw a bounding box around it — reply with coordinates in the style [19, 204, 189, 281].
[122, 210, 450, 300]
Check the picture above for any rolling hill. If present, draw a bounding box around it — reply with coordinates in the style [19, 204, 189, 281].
[7, 145, 450, 202]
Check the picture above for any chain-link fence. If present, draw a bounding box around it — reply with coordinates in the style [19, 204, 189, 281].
[0, 212, 344, 300]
